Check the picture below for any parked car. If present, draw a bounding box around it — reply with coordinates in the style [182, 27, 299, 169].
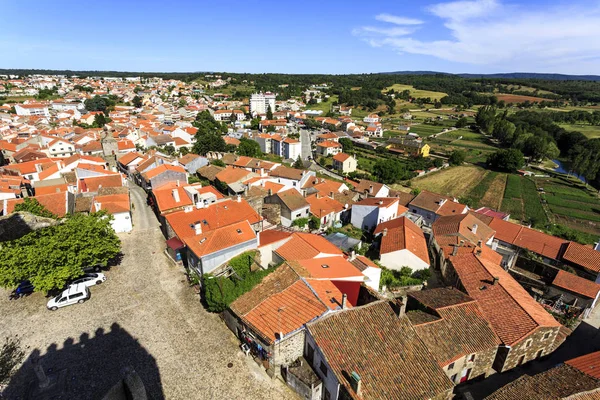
[47, 284, 90, 311]
[9, 281, 34, 300]
[71, 273, 106, 287]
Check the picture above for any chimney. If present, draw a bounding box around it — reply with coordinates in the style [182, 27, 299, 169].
[316, 193, 321, 199]
[237, 194, 241, 203]
[349, 372, 362, 396]
[176, 179, 180, 187]
[393, 297, 406, 318]
[349, 250, 356, 261]
[194, 222, 202, 235]
[472, 224, 478, 234]
[378, 200, 383, 205]
[459, 240, 465, 247]
[369, 185, 373, 194]
[383, 228, 388, 237]
[492, 276, 499, 285]
[452, 244, 459, 256]
[477, 239, 483, 247]
[172, 189, 180, 203]
[268, 188, 273, 196]
[341, 293, 347, 310]
[329, 191, 334, 199]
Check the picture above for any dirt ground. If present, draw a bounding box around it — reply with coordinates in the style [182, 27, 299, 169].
[413, 165, 488, 198]
[0, 184, 296, 400]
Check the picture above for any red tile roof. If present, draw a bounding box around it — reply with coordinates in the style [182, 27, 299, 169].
[183, 220, 256, 258]
[307, 301, 454, 399]
[289, 257, 364, 281]
[562, 242, 600, 273]
[215, 166, 254, 184]
[489, 217, 568, 260]
[79, 175, 123, 193]
[566, 351, 600, 379]
[5, 191, 69, 217]
[552, 270, 600, 299]
[374, 216, 430, 264]
[305, 194, 344, 218]
[258, 229, 292, 247]
[433, 213, 495, 245]
[142, 164, 186, 180]
[274, 232, 344, 261]
[449, 253, 560, 345]
[93, 193, 130, 214]
[332, 152, 351, 162]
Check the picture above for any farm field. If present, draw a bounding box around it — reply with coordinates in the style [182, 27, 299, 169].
[383, 84, 447, 101]
[412, 165, 487, 198]
[305, 95, 338, 114]
[495, 94, 548, 104]
[500, 175, 548, 225]
[535, 175, 600, 234]
[495, 84, 556, 95]
[557, 123, 600, 139]
[408, 121, 456, 137]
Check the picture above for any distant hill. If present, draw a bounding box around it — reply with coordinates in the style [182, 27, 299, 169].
[383, 71, 600, 81]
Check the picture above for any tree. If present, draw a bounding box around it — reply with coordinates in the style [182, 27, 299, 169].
[475, 105, 497, 134]
[0, 212, 121, 293]
[211, 159, 226, 167]
[84, 95, 112, 113]
[178, 98, 187, 108]
[193, 132, 226, 156]
[266, 105, 273, 120]
[293, 156, 304, 169]
[455, 117, 468, 128]
[486, 149, 525, 172]
[448, 150, 466, 166]
[14, 198, 56, 219]
[492, 119, 516, 144]
[0, 336, 25, 385]
[132, 95, 143, 108]
[237, 138, 262, 157]
[309, 215, 321, 230]
[94, 113, 107, 128]
[179, 146, 189, 156]
[250, 118, 261, 130]
[372, 159, 404, 184]
[162, 145, 177, 156]
[339, 138, 354, 153]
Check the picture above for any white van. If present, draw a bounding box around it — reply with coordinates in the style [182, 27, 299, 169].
[47, 284, 90, 311]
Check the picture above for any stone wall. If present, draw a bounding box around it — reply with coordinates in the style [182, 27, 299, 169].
[262, 203, 281, 225]
[494, 326, 560, 372]
[273, 329, 306, 370]
[149, 171, 187, 190]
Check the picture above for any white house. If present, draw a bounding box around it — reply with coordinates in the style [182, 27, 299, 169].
[93, 193, 133, 233]
[363, 113, 380, 124]
[281, 138, 301, 161]
[250, 92, 276, 115]
[373, 216, 431, 272]
[14, 103, 50, 117]
[350, 197, 403, 232]
[316, 140, 342, 157]
[47, 139, 75, 158]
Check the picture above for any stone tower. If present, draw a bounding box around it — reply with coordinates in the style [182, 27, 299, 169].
[101, 128, 118, 171]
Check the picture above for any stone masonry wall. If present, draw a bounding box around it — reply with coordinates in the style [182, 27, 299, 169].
[496, 326, 560, 372]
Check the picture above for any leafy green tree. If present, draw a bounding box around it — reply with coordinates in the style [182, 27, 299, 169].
[448, 150, 466, 166]
[14, 198, 56, 218]
[237, 138, 262, 157]
[373, 158, 404, 184]
[339, 138, 354, 153]
[475, 105, 497, 134]
[293, 156, 304, 169]
[0, 212, 121, 293]
[266, 105, 273, 120]
[193, 132, 226, 155]
[178, 98, 187, 108]
[84, 96, 112, 112]
[162, 145, 177, 156]
[492, 119, 516, 144]
[455, 117, 468, 128]
[250, 118, 261, 130]
[179, 146, 189, 156]
[132, 95, 143, 108]
[211, 159, 226, 167]
[486, 149, 525, 172]
[93, 113, 107, 128]
[309, 215, 321, 230]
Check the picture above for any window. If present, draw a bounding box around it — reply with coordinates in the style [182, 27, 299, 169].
[447, 362, 455, 370]
[525, 339, 533, 348]
[58, 297, 67, 303]
[319, 361, 328, 377]
[306, 344, 314, 364]
[296, 213, 301, 218]
[69, 292, 83, 300]
[536, 350, 544, 359]
[517, 355, 526, 365]
[451, 374, 457, 383]
[468, 354, 476, 362]
[543, 332, 551, 340]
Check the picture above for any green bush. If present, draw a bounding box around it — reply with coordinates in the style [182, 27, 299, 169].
[292, 217, 309, 228]
[545, 224, 598, 245]
[202, 251, 277, 312]
[380, 266, 423, 290]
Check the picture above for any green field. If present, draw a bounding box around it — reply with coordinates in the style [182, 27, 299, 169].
[305, 95, 338, 114]
[557, 123, 600, 139]
[461, 172, 499, 207]
[383, 84, 448, 101]
[500, 175, 548, 225]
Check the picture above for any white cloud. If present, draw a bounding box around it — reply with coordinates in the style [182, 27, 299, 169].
[374, 13, 423, 25]
[354, 0, 600, 73]
[353, 26, 416, 37]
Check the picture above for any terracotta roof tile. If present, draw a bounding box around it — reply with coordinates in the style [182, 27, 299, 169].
[274, 233, 343, 261]
[567, 351, 600, 379]
[562, 242, 600, 273]
[552, 270, 600, 299]
[375, 216, 430, 264]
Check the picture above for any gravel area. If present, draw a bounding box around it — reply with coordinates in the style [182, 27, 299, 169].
[0, 184, 297, 400]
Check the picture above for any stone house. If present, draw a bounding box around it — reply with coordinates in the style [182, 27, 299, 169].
[139, 164, 187, 191]
[264, 188, 310, 227]
[407, 288, 501, 384]
[222, 263, 348, 377]
[442, 249, 562, 373]
[331, 152, 356, 174]
[304, 300, 454, 400]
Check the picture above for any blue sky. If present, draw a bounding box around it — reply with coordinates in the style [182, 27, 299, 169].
[1, 0, 599, 74]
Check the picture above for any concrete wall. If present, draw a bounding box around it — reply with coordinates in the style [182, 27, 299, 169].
[286, 365, 322, 400]
[304, 331, 340, 400]
[149, 170, 187, 190]
[110, 211, 133, 233]
[200, 238, 258, 274]
[380, 249, 430, 272]
[350, 205, 378, 230]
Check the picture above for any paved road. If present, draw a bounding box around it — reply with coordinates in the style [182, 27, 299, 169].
[309, 161, 345, 181]
[0, 184, 296, 400]
[299, 129, 312, 160]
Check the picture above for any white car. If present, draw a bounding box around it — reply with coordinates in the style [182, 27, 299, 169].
[47, 284, 90, 311]
[71, 273, 106, 287]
